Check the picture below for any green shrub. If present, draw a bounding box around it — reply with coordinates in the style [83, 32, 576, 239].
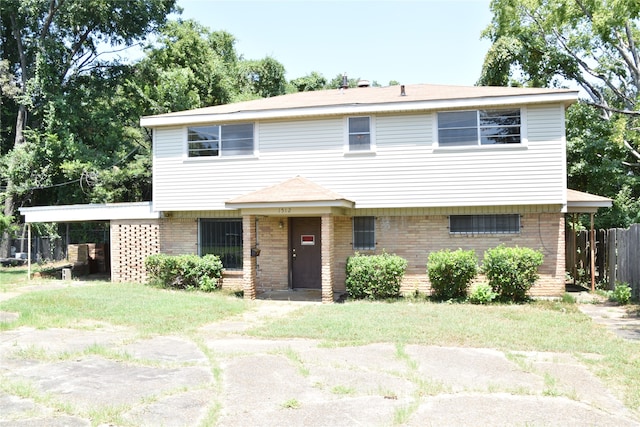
[145, 254, 224, 292]
[611, 282, 632, 305]
[346, 252, 408, 300]
[482, 245, 544, 302]
[427, 249, 478, 300]
[468, 283, 497, 304]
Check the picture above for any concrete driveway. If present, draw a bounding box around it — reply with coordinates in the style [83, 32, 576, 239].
[0, 287, 639, 426]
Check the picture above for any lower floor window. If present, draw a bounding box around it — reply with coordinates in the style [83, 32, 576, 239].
[449, 214, 520, 234]
[353, 216, 376, 250]
[200, 219, 243, 269]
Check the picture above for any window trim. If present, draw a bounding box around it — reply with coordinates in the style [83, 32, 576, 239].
[435, 108, 527, 149]
[449, 214, 521, 235]
[344, 116, 376, 154]
[352, 216, 376, 250]
[185, 122, 257, 159]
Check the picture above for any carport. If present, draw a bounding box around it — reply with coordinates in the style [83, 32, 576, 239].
[19, 202, 160, 280]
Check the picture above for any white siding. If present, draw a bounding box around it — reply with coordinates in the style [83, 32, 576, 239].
[152, 104, 566, 211]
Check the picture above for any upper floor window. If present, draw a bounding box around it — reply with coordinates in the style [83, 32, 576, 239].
[438, 109, 521, 147]
[187, 123, 254, 157]
[348, 116, 372, 151]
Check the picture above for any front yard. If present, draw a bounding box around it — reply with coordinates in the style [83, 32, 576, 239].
[1, 267, 639, 423]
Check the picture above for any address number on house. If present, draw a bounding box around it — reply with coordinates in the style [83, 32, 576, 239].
[278, 208, 292, 213]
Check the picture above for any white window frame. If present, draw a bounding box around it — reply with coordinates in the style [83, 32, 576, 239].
[436, 108, 526, 148]
[344, 116, 376, 153]
[185, 122, 256, 158]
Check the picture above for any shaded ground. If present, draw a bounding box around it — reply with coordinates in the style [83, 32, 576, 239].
[0, 284, 639, 426]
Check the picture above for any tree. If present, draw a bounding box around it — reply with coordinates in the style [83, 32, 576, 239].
[240, 56, 287, 99]
[135, 20, 287, 110]
[1, 0, 178, 255]
[289, 71, 327, 92]
[480, 0, 640, 226]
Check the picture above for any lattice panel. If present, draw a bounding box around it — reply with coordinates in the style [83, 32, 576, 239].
[111, 222, 160, 283]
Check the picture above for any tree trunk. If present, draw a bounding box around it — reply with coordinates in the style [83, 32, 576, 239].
[0, 104, 27, 257]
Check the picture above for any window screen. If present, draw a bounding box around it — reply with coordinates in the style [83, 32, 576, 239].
[449, 214, 520, 234]
[353, 216, 375, 250]
[200, 219, 243, 269]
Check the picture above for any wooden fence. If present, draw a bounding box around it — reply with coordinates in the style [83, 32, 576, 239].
[566, 223, 640, 298]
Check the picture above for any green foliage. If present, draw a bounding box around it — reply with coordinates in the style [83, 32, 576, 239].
[611, 282, 632, 305]
[468, 283, 498, 305]
[145, 254, 223, 292]
[289, 71, 327, 92]
[481, 0, 640, 228]
[482, 245, 544, 302]
[427, 249, 478, 300]
[345, 252, 408, 300]
[566, 102, 640, 228]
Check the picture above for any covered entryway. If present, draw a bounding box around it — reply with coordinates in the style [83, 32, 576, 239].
[225, 176, 355, 303]
[290, 217, 322, 289]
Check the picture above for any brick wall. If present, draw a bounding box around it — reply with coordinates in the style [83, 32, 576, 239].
[255, 217, 289, 292]
[110, 220, 160, 283]
[146, 212, 565, 297]
[159, 218, 197, 255]
[332, 213, 565, 297]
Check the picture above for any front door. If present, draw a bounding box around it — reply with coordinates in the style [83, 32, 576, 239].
[290, 217, 321, 289]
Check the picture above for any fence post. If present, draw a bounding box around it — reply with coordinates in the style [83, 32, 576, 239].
[607, 229, 617, 290]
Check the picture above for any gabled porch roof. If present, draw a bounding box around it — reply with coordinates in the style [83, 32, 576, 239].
[225, 176, 355, 210]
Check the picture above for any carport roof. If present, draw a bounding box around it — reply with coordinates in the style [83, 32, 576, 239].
[19, 201, 159, 223]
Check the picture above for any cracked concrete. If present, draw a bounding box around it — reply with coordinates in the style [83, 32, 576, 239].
[0, 285, 639, 426]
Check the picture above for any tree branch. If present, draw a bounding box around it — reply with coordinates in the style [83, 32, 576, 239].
[587, 102, 640, 117]
[623, 139, 640, 161]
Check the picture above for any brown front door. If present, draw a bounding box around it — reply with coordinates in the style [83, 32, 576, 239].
[290, 217, 321, 289]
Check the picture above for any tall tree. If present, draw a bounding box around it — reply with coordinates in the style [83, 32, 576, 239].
[480, 0, 640, 226]
[134, 20, 287, 111]
[0, 0, 177, 255]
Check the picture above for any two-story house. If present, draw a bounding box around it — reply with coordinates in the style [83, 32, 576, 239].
[22, 83, 611, 300]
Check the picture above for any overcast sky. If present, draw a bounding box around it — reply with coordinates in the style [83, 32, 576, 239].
[175, 0, 494, 86]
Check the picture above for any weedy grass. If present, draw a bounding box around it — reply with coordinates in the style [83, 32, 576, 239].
[248, 299, 640, 410]
[0, 281, 247, 335]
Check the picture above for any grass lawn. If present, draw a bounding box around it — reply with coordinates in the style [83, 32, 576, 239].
[248, 299, 640, 411]
[0, 280, 248, 335]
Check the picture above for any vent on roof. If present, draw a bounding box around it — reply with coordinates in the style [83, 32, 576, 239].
[357, 79, 370, 88]
[341, 73, 349, 89]
[400, 85, 406, 96]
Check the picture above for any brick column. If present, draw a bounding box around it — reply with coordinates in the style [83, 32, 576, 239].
[321, 214, 334, 303]
[242, 215, 257, 299]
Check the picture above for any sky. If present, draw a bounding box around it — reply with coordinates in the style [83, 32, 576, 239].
[174, 0, 494, 87]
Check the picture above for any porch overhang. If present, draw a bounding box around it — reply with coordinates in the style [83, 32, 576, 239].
[225, 176, 355, 215]
[566, 189, 613, 213]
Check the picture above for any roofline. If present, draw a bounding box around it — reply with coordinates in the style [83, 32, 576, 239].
[140, 92, 578, 128]
[19, 201, 160, 223]
[225, 200, 355, 209]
